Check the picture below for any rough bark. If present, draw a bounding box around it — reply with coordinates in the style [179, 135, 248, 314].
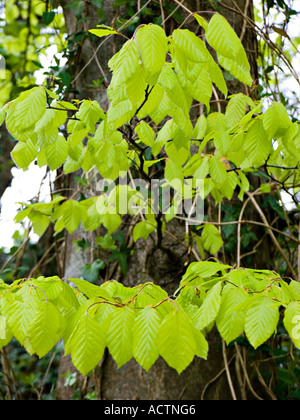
[0, 126, 14, 199]
[56, 0, 259, 401]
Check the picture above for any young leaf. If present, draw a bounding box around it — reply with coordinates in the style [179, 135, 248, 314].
[284, 301, 300, 349]
[6, 86, 47, 141]
[11, 139, 38, 169]
[206, 14, 252, 86]
[242, 119, 272, 168]
[263, 101, 292, 139]
[209, 156, 228, 187]
[0, 316, 7, 340]
[135, 24, 168, 84]
[45, 135, 69, 170]
[69, 278, 110, 300]
[225, 94, 248, 127]
[69, 312, 106, 376]
[26, 301, 63, 358]
[193, 282, 222, 331]
[132, 307, 163, 372]
[62, 200, 87, 233]
[89, 26, 119, 38]
[245, 296, 280, 349]
[105, 306, 136, 368]
[135, 121, 155, 148]
[156, 307, 206, 374]
[4, 285, 41, 347]
[216, 285, 249, 344]
[201, 224, 223, 255]
[172, 29, 209, 63]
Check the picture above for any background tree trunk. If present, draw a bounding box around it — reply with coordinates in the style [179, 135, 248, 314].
[0, 126, 14, 199]
[56, 0, 260, 400]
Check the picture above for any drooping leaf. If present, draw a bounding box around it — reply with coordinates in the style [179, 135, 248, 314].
[132, 307, 163, 372]
[245, 295, 280, 349]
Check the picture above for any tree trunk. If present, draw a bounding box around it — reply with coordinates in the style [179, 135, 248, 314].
[0, 126, 14, 199]
[56, 0, 259, 400]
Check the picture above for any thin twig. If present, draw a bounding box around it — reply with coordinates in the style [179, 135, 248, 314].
[201, 354, 236, 400]
[246, 192, 297, 279]
[222, 339, 237, 400]
[235, 343, 264, 400]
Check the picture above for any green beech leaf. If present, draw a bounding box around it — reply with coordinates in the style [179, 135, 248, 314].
[201, 224, 223, 255]
[193, 282, 222, 331]
[105, 306, 136, 368]
[157, 307, 208, 374]
[69, 312, 106, 376]
[89, 26, 119, 38]
[132, 307, 163, 372]
[135, 24, 168, 84]
[6, 87, 47, 141]
[245, 296, 280, 349]
[26, 302, 63, 358]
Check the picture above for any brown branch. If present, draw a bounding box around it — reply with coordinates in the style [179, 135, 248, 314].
[222, 339, 237, 400]
[245, 192, 297, 279]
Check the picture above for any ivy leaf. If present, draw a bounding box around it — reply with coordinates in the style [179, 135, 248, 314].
[81, 260, 106, 284]
[42, 11, 56, 26]
[133, 221, 156, 242]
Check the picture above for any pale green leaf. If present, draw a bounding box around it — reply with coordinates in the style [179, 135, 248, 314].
[225, 94, 248, 127]
[209, 156, 228, 187]
[105, 306, 136, 368]
[135, 121, 155, 148]
[27, 302, 63, 357]
[216, 285, 249, 344]
[68, 278, 110, 300]
[62, 200, 87, 234]
[6, 87, 47, 142]
[156, 308, 204, 374]
[45, 135, 69, 170]
[263, 101, 292, 139]
[69, 312, 106, 376]
[193, 282, 222, 330]
[172, 29, 209, 63]
[218, 54, 253, 86]
[201, 224, 223, 255]
[284, 301, 300, 349]
[132, 307, 163, 372]
[89, 27, 119, 38]
[11, 138, 38, 169]
[245, 296, 280, 349]
[133, 221, 156, 242]
[0, 315, 7, 340]
[242, 119, 272, 168]
[135, 24, 168, 84]
[193, 14, 208, 31]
